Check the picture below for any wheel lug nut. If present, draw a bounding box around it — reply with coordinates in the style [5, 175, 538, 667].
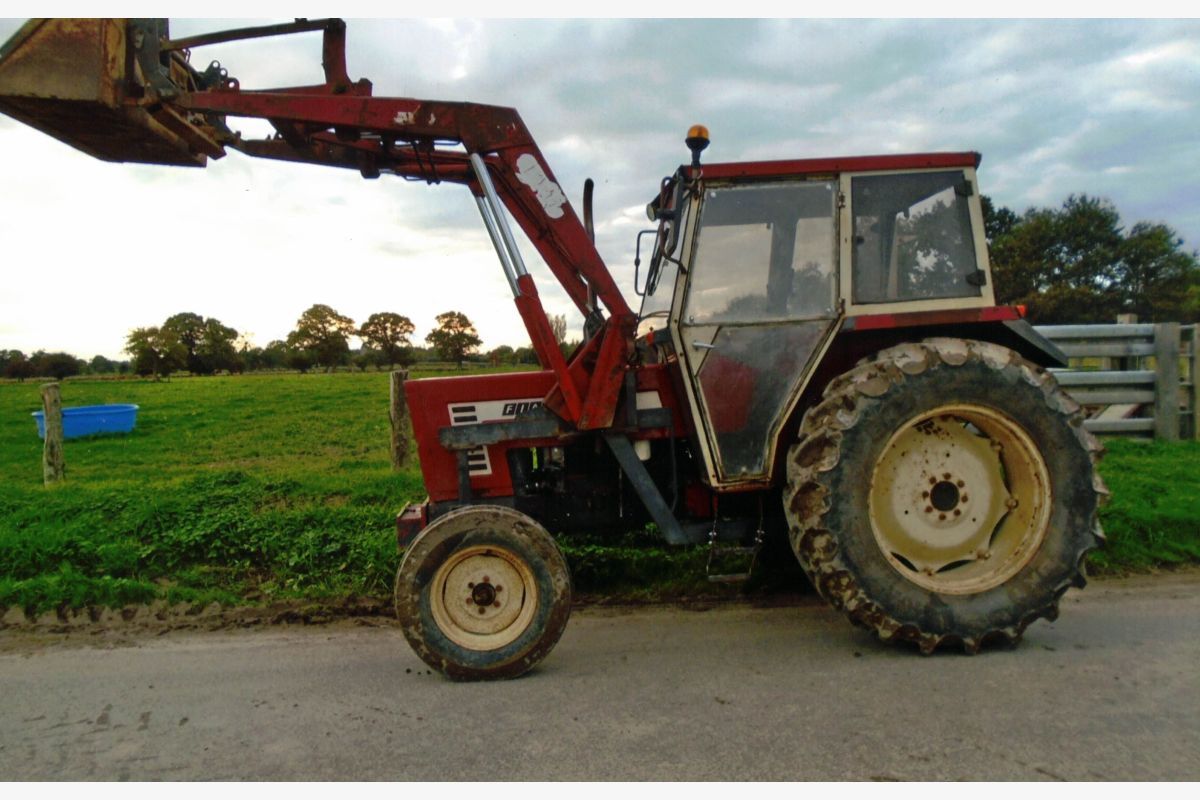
[468, 582, 475, 589]
[493, 601, 501, 608]
[956, 480, 965, 488]
[482, 576, 490, 583]
[478, 607, 486, 614]
[922, 491, 929, 499]
[495, 585, 502, 592]
[1006, 497, 1019, 509]
[466, 597, 474, 605]
[925, 506, 933, 514]
[938, 513, 946, 521]
[953, 509, 961, 516]
[942, 473, 951, 480]
[929, 477, 937, 486]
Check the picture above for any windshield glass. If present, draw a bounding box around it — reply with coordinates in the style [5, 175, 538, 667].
[683, 182, 837, 325]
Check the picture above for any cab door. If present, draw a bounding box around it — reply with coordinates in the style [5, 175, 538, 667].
[672, 179, 840, 486]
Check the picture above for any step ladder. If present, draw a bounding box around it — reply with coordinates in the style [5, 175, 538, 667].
[705, 516, 765, 584]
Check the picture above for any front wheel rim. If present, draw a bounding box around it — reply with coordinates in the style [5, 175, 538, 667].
[868, 404, 1052, 595]
[428, 545, 539, 651]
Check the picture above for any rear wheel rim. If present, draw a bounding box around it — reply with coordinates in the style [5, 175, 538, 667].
[868, 404, 1052, 595]
[428, 545, 538, 651]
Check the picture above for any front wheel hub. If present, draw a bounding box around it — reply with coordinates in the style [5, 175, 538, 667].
[430, 546, 537, 650]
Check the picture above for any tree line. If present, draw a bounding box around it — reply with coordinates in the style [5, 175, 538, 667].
[120, 305, 499, 379]
[1, 305, 570, 382]
[0, 350, 123, 382]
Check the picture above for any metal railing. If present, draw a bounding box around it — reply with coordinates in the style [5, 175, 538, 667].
[1035, 322, 1196, 441]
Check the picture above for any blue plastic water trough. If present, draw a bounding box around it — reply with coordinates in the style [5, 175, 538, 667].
[32, 404, 139, 439]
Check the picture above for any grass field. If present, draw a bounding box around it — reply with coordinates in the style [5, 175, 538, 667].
[0, 372, 1196, 613]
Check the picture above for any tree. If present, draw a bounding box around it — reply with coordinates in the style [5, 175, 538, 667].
[232, 332, 256, 374]
[161, 312, 206, 373]
[981, 195, 1019, 244]
[488, 345, 515, 366]
[549, 313, 567, 346]
[2, 350, 34, 382]
[512, 345, 539, 365]
[262, 340, 288, 371]
[287, 304, 355, 371]
[425, 311, 482, 368]
[0, 350, 23, 375]
[161, 312, 241, 374]
[30, 351, 84, 381]
[986, 194, 1200, 324]
[358, 312, 415, 369]
[1114, 222, 1199, 322]
[284, 347, 317, 374]
[198, 317, 241, 374]
[352, 348, 381, 372]
[124, 327, 186, 379]
[89, 355, 119, 374]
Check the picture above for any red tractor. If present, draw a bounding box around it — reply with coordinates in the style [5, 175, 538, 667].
[0, 19, 1105, 679]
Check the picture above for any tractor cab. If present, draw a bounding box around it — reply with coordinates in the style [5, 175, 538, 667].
[638, 145, 996, 489]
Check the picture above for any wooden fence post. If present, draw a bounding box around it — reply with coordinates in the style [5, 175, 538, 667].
[1190, 326, 1199, 441]
[1113, 313, 1138, 373]
[41, 382, 65, 484]
[390, 370, 410, 469]
[1153, 323, 1181, 442]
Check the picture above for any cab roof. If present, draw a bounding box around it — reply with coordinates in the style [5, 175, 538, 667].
[686, 151, 981, 181]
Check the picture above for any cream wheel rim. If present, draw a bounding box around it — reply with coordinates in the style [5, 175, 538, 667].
[429, 545, 538, 651]
[868, 404, 1052, 595]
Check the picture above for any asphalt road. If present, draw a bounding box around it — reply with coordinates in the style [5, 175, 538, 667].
[1, 572, 1197, 781]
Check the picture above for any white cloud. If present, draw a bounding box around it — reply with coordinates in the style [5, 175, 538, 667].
[1120, 39, 1198, 68]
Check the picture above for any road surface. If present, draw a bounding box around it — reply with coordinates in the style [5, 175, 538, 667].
[1, 572, 1197, 780]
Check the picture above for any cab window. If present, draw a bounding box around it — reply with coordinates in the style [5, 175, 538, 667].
[683, 182, 837, 325]
[851, 170, 982, 304]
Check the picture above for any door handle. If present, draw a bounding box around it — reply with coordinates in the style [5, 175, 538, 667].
[692, 341, 718, 351]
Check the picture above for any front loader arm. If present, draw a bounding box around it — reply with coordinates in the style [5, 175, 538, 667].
[182, 90, 637, 426]
[214, 102, 612, 321]
[0, 17, 637, 429]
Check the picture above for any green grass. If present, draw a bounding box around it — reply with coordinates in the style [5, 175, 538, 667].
[1087, 438, 1200, 572]
[0, 372, 433, 613]
[0, 373, 1196, 614]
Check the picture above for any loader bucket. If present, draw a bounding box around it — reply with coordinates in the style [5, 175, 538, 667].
[0, 18, 224, 166]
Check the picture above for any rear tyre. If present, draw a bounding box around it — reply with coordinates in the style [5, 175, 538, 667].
[784, 339, 1106, 654]
[395, 505, 572, 680]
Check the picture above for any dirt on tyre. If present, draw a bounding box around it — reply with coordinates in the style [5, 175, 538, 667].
[785, 338, 1107, 654]
[395, 505, 572, 680]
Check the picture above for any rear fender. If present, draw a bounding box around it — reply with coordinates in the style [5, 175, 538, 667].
[769, 311, 1067, 486]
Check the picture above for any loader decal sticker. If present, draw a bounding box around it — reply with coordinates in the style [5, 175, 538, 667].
[448, 398, 544, 476]
[515, 153, 567, 219]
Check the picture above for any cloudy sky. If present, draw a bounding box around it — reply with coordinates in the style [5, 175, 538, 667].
[1, 13, 1197, 360]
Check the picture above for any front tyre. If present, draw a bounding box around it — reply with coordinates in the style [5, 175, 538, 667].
[395, 505, 572, 680]
[785, 339, 1106, 654]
